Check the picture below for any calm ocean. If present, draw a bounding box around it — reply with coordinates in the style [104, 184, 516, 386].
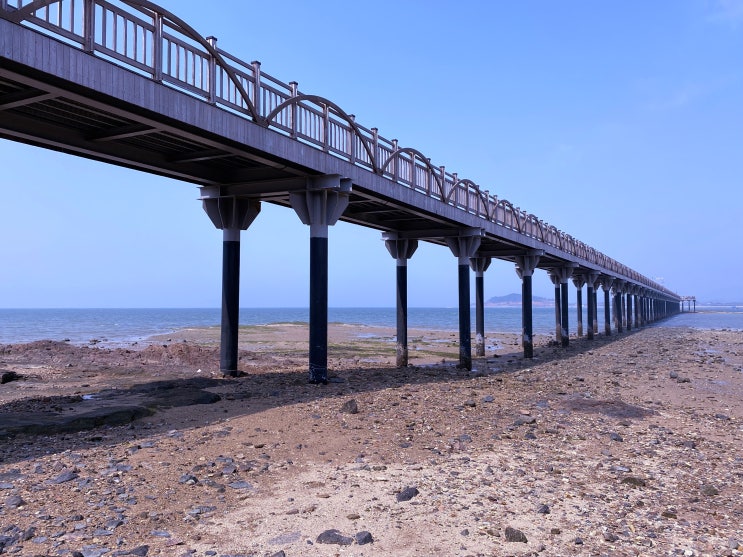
[0, 306, 741, 347]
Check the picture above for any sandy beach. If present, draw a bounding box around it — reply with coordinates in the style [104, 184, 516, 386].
[1, 324, 742, 557]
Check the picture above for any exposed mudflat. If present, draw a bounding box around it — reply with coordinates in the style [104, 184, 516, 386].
[0, 324, 742, 557]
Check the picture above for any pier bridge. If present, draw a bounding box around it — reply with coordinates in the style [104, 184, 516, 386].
[0, 0, 681, 382]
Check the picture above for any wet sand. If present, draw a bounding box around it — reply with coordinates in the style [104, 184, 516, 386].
[0, 324, 742, 556]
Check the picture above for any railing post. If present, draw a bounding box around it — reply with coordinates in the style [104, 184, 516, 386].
[83, 0, 95, 53]
[289, 81, 298, 138]
[411, 154, 417, 189]
[322, 103, 329, 152]
[152, 11, 163, 82]
[438, 166, 445, 197]
[348, 114, 355, 164]
[371, 128, 379, 171]
[206, 36, 217, 104]
[251, 60, 262, 118]
[392, 139, 398, 182]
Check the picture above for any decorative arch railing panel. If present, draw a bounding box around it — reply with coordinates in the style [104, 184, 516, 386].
[0, 0, 677, 299]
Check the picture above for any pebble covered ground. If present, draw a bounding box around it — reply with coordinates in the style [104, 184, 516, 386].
[0, 324, 741, 556]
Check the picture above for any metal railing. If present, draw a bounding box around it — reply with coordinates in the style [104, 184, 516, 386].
[0, 0, 677, 299]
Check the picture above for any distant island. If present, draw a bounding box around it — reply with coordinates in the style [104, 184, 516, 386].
[485, 293, 553, 308]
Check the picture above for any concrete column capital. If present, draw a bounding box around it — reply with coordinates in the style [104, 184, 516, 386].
[200, 187, 261, 231]
[382, 232, 418, 264]
[515, 251, 542, 279]
[469, 256, 492, 276]
[548, 264, 576, 285]
[289, 175, 352, 237]
[445, 228, 483, 265]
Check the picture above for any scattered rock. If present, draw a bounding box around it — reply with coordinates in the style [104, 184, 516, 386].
[396, 486, 419, 502]
[0, 371, 21, 384]
[701, 484, 719, 497]
[355, 530, 374, 545]
[316, 529, 353, 545]
[536, 504, 550, 514]
[339, 399, 359, 414]
[505, 526, 528, 543]
[609, 432, 624, 442]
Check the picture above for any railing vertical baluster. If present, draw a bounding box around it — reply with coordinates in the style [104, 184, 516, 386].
[452, 172, 458, 205]
[82, 0, 94, 52]
[289, 81, 298, 138]
[206, 36, 217, 104]
[251, 60, 261, 117]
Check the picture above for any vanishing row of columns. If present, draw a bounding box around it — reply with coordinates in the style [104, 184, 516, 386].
[201, 177, 680, 382]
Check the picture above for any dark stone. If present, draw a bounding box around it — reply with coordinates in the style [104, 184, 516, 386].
[603, 531, 619, 542]
[355, 531, 374, 545]
[701, 484, 719, 496]
[514, 416, 537, 426]
[396, 486, 419, 502]
[48, 469, 79, 484]
[609, 432, 624, 442]
[669, 370, 679, 379]
[6, 494, 25, 508]
[269, 552, 287, 557]
[505, 526, 528, 543]
[621, 477, 646, 487]
[536, 504, 550, 514]
[316, 529, 353, 545]
[677, 377, 691, 383]
[227, 481, 254, 490]
[339, 399, 359, 414]
[1, 371, 21, 384]
[575, 537, 584, 544]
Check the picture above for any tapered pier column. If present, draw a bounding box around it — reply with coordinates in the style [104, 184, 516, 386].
[383, 232, 418, 367]
[445, 229, 483, 370]
[290, 175, 351, 384]
[515, 252, 542, 359]
[572, 275, 586, 337]
[626, 288, 634, 331]
[200, 188, 261, 376]
[470, 256, 492, 357]
[548, 265, 575, 347]
[585, 272, 600, 340]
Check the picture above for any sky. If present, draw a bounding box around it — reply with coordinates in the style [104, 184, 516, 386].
[1, 0, 742, 308]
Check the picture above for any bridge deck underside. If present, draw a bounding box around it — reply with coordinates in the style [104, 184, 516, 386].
[0, 67, 570, 270]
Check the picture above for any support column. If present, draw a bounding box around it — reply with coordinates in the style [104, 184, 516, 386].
[383, 233, 418, 367]
[200, 189, 261, 376]
[572, 274, 586, 337]
[290, 175, 351, 384]
[515, 252, 542, 359]
[626, 288, 633, 331]
[601, 277, 614, 336]
[548, 266, 575, 347]
[585, 272, 599, 340]
[470, 256, 492, 357]
[613, 281, 624, 333]
[445, 229, 483, 370]
[548, 273, 562, 345]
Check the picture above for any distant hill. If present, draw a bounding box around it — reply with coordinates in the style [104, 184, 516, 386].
[485, 293, 552, 307]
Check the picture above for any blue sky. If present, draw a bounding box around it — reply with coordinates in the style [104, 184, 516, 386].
[1, 0, 741, 307]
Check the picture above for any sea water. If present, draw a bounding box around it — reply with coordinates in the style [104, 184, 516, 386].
[0, 306, 740, 347]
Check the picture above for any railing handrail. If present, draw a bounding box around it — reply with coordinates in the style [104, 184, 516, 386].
[0, 0, 679, 300]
